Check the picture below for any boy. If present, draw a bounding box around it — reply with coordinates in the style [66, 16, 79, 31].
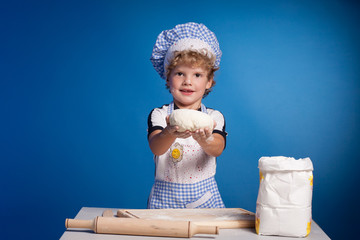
[148, 22, 227, 209]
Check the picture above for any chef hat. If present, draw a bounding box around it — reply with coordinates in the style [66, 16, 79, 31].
[150, 22, 222, 79]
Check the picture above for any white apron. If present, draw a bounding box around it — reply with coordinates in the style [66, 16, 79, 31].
[148, 102, 225, 209]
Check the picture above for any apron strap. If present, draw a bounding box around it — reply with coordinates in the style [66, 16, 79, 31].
[168, 101, 208, 115]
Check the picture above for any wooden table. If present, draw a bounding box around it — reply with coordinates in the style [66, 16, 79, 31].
[60, 207, 330, 240]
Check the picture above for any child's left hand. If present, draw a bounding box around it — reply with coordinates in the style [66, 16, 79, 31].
[192, 128, 213, 143]
[192, 121, 224, 157]
[192, 121, 217, 143]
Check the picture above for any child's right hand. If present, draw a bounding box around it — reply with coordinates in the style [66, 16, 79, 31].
[164, 116, 192, 139]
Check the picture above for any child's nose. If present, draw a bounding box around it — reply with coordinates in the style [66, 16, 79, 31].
[183, 76, 192, 85]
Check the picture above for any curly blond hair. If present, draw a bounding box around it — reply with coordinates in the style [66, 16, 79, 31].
[165, 50, 219, 98]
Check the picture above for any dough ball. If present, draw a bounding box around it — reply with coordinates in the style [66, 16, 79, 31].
[169, 109, 214, 132]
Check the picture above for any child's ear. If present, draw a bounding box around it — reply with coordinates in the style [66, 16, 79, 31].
[206, 78, 213, 89]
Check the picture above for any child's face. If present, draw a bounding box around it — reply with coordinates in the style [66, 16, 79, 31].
[167, 63, 212, 109]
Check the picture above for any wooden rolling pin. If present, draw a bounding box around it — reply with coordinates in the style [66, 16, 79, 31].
[65, 216, 219, 238]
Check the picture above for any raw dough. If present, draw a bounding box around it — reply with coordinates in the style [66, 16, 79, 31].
[169, 109, 213, 132]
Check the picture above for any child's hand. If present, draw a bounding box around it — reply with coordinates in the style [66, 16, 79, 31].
[192, 120, 217, 143]
[192, 127, 214, 143]
[164, 116, 192, 139]
[164, 125, 192, 139]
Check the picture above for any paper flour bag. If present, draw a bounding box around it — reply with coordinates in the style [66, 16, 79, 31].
[256, 156, 313, 237]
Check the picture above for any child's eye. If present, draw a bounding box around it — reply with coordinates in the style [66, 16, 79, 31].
[176, 72, 184, 76]
[195, 73, 202, 78]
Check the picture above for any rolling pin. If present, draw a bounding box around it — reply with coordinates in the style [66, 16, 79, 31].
[65, 216, 219, 238]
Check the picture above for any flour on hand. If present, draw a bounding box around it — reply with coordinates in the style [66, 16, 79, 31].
[169, 109, 214, 132]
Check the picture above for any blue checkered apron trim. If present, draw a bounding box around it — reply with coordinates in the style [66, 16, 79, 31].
[148, 176, 225, 209]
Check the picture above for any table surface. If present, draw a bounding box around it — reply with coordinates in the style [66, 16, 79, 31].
[60, 207, 330, 240]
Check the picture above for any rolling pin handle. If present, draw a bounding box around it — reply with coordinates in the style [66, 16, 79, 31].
[65, 218, 96, 232]
[188, 222, 219, 237]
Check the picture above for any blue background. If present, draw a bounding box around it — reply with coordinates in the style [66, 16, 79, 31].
[1, 0, 359, 239]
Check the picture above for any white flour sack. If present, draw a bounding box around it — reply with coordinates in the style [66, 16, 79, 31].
[255, 156, 313, 237]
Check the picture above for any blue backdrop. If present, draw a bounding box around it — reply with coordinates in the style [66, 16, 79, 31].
[1, 0, 359, 239]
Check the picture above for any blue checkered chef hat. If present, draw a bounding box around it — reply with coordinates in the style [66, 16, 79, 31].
[150, 22, 222, 79]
